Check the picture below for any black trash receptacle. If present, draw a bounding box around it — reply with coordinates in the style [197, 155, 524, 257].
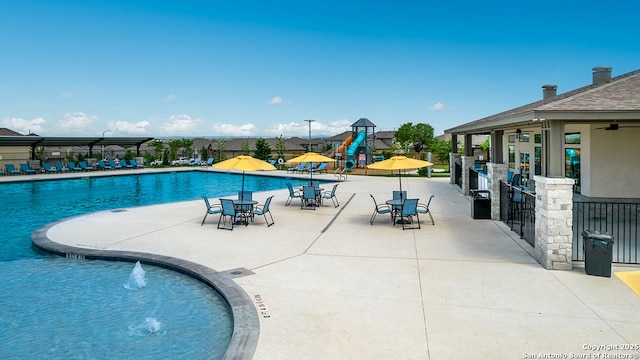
[583, 230, 614, 277]
[470, 189, 491, 219]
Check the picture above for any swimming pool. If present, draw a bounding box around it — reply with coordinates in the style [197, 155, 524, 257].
[0, 170, 309, 359]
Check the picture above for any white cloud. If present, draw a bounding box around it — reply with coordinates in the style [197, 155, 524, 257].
[2, 117, 47, 134]
[264, 119, 350, 136]
[159, 114, 203, 135]
[56, 112, 98, 134]
[60, 91, 73, 99]
[163, 94, 177, 102]
[211, 123, 257, 137]
[108, 120, 152, 135]
[430, 102, 445, 110]
[267, 96, 283, 105]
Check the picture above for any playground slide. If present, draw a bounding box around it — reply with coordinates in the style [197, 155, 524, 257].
[337, 135, 353, 156]
[344, 131, 366, 170]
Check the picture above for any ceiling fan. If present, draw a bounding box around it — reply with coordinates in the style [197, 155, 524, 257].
[595, 123, 640, 130]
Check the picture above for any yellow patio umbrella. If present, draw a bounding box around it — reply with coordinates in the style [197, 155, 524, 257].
[367, 156, 433, 194]
[212, 155, 276, 195]
[287, 152, 335, 180]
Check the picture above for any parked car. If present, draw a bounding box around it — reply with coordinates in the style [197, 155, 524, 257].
[171, 157, 191, 166]
[150, 159, 163, 166]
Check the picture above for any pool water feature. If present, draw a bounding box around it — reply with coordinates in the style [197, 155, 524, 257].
[0, 171, 308, 358]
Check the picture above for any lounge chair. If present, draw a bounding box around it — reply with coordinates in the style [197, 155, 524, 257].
[201, 158, 214, 168]
[301, 185, 317, 209]
[42, 162, 58, 173]
[398, 198, 421, 230]
[67, 161, 82, 171]
[189, 157, 201, 166]
[288, 162, 306, 173]
[79, 161, 94, 171]
[54, 162, 69, 172]
[369, 194, 393, 225]
[321, 183, 340, 207]
[417, 194, 435, 225]
[310, 162, 327, 174]
[97, 160, 112, 170]
[218, 199, 240, 230]
[129, 159, 144, 169]
[5, 164, 20, 175]
[119, 159, 133, 169]
[285, 182, 302, 206]
[201, 195, 223, 225]
[19, 164, 36, 174]
[108, 160, 122, 170]
[252, 195, 275, 227]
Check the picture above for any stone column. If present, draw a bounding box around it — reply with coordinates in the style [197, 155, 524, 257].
[487, 163, 508, 220]
[461, 155, 474, 195]
[450, 153, 460, 185]
[534, 176, 575, 270]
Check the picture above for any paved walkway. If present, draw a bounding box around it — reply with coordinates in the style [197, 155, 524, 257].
[27, 169, 640, 359]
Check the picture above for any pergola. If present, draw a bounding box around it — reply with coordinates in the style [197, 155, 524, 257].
[0, 136, 155, 160]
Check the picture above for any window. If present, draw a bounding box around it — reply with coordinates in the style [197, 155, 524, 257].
[565, 133, 581, 144]
[508, 135, 515, 143]
[518, 133, 530, 142]
[565, 148, 581, 193]
[534, 147, 541, 175]
[534, 134, 541, 144]
[508, 145, 515, 168]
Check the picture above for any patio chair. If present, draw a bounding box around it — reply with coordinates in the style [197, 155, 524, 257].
[253, 195, 275, 227]
[417, 194, 435, 225]
[79, 161, 94, 171]
[54, 162, 69, 172]
[292, 162, 307, 173]
[218, 199, 239, 230]
[19, 163, 36, 174]
[108, 160, 122, 170]
[42, 163, 58, 173]
[321, 183, 340, 207]
[201, 195, 223, 225]
[301, 185, 317, 209]
[398, 198, 421, 230]
[119, 159, 133, 169]
[67, 161, 82, 172]
[201, 158, 214, 168]
[393, 190, 407, 201]
[310, 162, 327, 174]
[285, 182, 302, 206]
[189, 157, 201, 166]
[97, 160, 112, 170]
[5, 164, 20, 175]
[129, 159, 144, 168]
[369, 194, 393, 225]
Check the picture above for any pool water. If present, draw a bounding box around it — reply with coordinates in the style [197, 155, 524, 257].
[0, 171, 308, 359]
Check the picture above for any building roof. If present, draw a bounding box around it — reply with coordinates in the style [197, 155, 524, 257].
[351, 117, 377, 128]
[0, 134, 155, 148]
[445, 68, 640, 135]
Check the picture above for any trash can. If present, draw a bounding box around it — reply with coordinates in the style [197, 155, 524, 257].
[583, 230, 614, 277]
[470, 189, 491, 219]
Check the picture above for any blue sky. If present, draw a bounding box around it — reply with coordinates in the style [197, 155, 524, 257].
[1, 0, 639, 138]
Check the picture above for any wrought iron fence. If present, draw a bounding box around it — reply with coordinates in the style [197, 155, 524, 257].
[500, 181, 535, 247]
[573, 201, 639, 264]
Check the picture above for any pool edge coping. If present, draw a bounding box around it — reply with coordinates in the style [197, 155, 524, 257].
[31, 215, 259, 360]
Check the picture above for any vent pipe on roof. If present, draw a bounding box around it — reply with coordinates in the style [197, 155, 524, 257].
[542, 84, 557, 99]
[592, 66, 612, 85]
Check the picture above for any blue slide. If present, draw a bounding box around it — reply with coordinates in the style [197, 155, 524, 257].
[344, 131, 366, 170]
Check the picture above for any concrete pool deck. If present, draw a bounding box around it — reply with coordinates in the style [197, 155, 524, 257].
[14, 168, 640, 359]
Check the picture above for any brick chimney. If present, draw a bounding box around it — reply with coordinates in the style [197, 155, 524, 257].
[542, 84, 557, 99]
[592, 66, 612, 85]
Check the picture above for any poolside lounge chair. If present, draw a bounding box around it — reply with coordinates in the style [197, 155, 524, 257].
[20, 164, 36, 174]
[201, 195, 223, 225]
[67, 161, 82, 171]
[5, 164, 20, 175]
[97, 160, 112, 170]
[252, 195, 275, 227]
[287, 162, 306, 173]
[417, 194, 435, 225]
[79, 161, 94, 171]
[119, 159, 133, 169]
[218, 199, 241, 230]
[54, 162, 69, 172]
[189, 157, 201, 166]
[42, 162, 58, 173]
[285, 182, 302, 206]
[369, 194, 393, 225]
[129, 159, 144, 169]
[321, 183, 340, 207]
[310, 162, 327, 174]
[201, 158, 214, 168]
[398, 198, 420, 230]
[108, 160, 122, 170]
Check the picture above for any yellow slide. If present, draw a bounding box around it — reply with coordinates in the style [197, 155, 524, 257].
[337, 135, 353, 156]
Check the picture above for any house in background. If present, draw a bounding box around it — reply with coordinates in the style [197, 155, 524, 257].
[445, 66, 640, 269]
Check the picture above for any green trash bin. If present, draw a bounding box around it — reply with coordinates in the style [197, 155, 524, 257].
[583, 230, 614, 277]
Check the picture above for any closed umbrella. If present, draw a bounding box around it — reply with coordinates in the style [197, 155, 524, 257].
[212, 155, 276, 195]
[367, 156, 433, 194]
[287, 152, 335, 180]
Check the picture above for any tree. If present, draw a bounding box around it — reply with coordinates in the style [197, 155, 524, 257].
[396, 122, 435, 153]
[200, 146, 208, 160]
[430, 137, 452, 166]
[240, 141, 250, 155]
[479, 136, 491, 151]
[215, 139, 227, 162]
[168, 139, 182, 160]
[254, 138, 272, 160]
[275, 135, 287, 169]
[149, 139, 165, 160]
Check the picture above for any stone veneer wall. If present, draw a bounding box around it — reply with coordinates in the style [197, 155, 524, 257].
[450, 153, 460, 185]
[461, 155, 474, 195]
[534, 176, 575, 270]
[486, 163, 508, 220]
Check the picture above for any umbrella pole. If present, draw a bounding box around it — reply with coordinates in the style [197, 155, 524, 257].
[399, 170, 403, 200]
[241, 171, 245, 196]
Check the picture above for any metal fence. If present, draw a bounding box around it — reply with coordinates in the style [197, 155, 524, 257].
[500, 181, 536, 247]
[572, 201, 640, 264]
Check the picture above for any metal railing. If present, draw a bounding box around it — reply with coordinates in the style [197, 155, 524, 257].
[500, 181, 535, 247]
[572, 201, 639, 264]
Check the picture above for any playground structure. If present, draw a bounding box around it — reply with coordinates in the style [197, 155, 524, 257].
[340, 118, 377, 171]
